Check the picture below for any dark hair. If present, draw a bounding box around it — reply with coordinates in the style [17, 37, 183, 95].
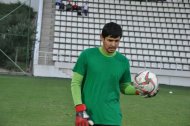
[101, 22, 122, 38]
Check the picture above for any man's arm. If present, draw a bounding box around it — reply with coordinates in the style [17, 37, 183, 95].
[71, 72, 94, 126]
[120, 82, 159, 97]
[71, 72, 83, 106]
[120, 82, 139, 95]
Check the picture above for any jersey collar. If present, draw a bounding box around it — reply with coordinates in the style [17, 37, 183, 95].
[99, 46, 116, 57]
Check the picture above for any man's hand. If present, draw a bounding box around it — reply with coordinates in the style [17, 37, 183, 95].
[136, 87, 159, 98]
[146, 87, 159, 98]
[75, 104, 94, 126]
[134, 82, 159, 98]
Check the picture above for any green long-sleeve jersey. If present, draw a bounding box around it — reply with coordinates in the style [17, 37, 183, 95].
[71, 47, 137, 125]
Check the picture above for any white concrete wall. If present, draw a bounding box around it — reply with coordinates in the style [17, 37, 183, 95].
[34, 61, 190, 87]
[33, 64, 72, 78]
[0, 0, 39, 11]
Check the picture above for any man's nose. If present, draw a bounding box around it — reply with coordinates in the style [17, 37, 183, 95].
[111, 41, 117, 46]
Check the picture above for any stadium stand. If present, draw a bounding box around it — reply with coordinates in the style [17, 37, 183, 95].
[33, 0, 190, 86]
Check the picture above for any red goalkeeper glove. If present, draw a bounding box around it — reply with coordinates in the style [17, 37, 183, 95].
[75, 104, 94, 126]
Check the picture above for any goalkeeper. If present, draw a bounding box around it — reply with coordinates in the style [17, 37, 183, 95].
[71, 22, 157, 126]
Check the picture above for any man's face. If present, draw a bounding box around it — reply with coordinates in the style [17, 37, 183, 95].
[101, 35, 121, 54]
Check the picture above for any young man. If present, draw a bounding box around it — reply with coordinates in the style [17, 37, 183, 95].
[71, 22, 157, 126]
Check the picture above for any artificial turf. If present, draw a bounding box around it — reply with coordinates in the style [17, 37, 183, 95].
[0, 75, 189, 126]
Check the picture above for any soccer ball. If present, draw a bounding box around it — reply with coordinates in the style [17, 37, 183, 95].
[134, 70, 159, 95]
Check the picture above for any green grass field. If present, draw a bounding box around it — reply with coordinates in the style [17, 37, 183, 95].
[0, 75, 190, 126]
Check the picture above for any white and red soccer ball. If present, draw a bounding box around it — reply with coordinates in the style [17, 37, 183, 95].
[134, 70, 159, 96]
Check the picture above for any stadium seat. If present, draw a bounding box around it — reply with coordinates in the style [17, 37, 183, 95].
[51, 0, 190, 72]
